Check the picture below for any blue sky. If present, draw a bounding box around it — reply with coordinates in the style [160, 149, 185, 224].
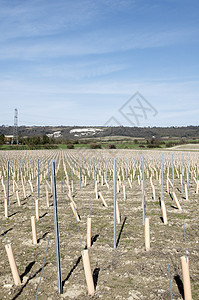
[0, 0, 199, 127]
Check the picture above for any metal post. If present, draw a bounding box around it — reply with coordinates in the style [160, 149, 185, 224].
[142, 156, 145, 225]
[38, 159, 40, 199]
[79, 158, 81, 190]
[126, 159, 128, 179]
[188, 153, 190, 189]
[93, 158, 95, 186]
[15, 159, 16, 181]
[33, 160, 34, 180]
[193, 153, 194, 183]
[114, 158, 117, 250]
[51, 160, 62, 294]
[168, 264, 173, 300]
[172, 154, 174, 193]
[48, 160, 49, 182]
[181, 154, 183, 194]
[161, 154, 163, 202]
[7, 160, 9, 205]
[61, 157, 63, 193]
[105, 158, 107, 182]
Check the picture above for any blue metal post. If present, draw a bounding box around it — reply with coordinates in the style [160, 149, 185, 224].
[93, 158, 95, 186]
[181, 154, 183, 194]
[172, 154, 174, 193]
[168, 264, 173, 300]
[38, 159, 40, 198]
[79, 158, 81, 190]
[142, 156, 145, 225]
[51, 160, 63, 294]
[114, 158, 117, 249]
[61, 156, 63, 193]
[161, 154, 163, 202]
[7, 160, 9, 205]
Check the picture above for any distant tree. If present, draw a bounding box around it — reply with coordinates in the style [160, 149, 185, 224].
[90, 143, 101, 149]
[0, 134, 5, 145]
[67, 144, 74, 149]
[32, 136, 41, 145]
[42, 135, 50, 144]
[107, 144, 116, 149]
[73, 140, 79, 144]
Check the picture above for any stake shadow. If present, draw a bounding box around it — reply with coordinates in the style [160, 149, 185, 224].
[0, 228, 13, 236]
[20, 261, 35, 282]
[174, 274, 184, 299]
[37, 231, 49, 243]
[62, 255, 82, 288]
[39, 212, 48, 219]
[116, 217, 127, 248]
[85, 234, 99, 249]
[12, 263, 48, 300]
[171, 205, 178, 210]
[93, 267, 100, 289]
[160, 216, 164, 223]
[91, 234, 99, 247]
[8, 211, 19, 218]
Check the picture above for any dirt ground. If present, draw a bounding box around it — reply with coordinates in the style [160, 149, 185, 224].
[0, 149, 198, 299]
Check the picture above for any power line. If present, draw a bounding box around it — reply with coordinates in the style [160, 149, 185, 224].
[11, 108, 18, 145]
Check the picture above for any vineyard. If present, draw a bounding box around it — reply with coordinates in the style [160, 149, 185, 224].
[0, 149, 198, 299]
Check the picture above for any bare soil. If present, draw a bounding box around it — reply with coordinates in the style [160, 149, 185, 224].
[0, 150, 198, 299]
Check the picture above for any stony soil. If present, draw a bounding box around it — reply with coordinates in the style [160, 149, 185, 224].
[0, 149, 198, 300]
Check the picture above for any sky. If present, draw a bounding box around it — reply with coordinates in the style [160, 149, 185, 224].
[0, 0, 199, 127]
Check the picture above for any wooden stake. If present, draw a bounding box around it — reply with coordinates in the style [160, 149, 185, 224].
[70, 202, 80, 222]
[144, 217, 150, 251]
[98, 192, 108, 207]
[128, 177, 132, 188]
[152, 184, 156, 201]
[22, 183, 26, 199]
[172, 192, 182, 211]
[87, 217, 91, 248]
[45, 185, 49, 207]
[117, 181, 120, 193]
[16, 190, 21, 206]
[196, 180, 198, 194]
[3, 183, 6, 198]
[116, 200, 121, 224]
[31, 216, 37, 245]
[166, 179, 169, 193]
[68, 193, 77, 209]
[161, 201, 168, 224]
[185, 184, 189, 200]
[81, 249, 95, 296]
[181, 256, 192, 300]
[123, 184, 126, 200]
[5, 244, 21, 286]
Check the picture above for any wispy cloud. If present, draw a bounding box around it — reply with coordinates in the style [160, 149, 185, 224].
[0, 0, 198, 126]
[0, 27, 197, 60]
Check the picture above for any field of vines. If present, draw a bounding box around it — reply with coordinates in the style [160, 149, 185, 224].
[0, 149, 198, 299]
